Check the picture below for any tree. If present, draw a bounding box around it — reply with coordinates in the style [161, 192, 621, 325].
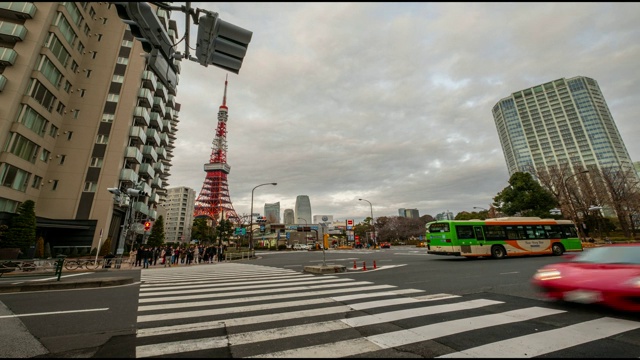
[146, 215, 165, 247]
[192, 217, 213, 244]
[493, 172, 558, 218]
[216, 219, 234, 245]
[3, 200, 37, 256]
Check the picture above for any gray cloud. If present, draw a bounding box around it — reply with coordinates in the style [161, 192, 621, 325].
[168, 2, 640, 222]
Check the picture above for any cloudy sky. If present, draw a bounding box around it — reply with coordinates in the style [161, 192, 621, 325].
[167, 2, 640, 223]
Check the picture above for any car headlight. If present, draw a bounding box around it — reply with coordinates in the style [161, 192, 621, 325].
[625, 277, 640, 288]
[533, 268, 562, 281]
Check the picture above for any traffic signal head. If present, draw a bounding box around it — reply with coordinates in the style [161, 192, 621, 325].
[195, 12, 253, 73]
[113, 2, 174, 59]
[144, 221, 151, 231]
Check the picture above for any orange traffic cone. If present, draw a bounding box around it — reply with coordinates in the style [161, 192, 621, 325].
[353, 260, 357, 269]
[363, 261, 367, 271]
[373, 260, 377, 269]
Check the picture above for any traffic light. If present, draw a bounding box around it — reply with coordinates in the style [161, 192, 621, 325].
[126, 189, 148, 197]
[113, 2, 174, 59]
[144, 221, 152, 231]
[195, 12, 253, 73]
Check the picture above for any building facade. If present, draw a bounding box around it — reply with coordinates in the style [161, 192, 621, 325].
[493, 76, 636, 180]
[264, 201, 280, 224]
[435, 211, 454, 221]
[163, 186, 195, 244]
[294, 195, 311, 225]
[283, 209, 294, 224]
[0, 3, 181, 254]
[399, 208, 419, 218]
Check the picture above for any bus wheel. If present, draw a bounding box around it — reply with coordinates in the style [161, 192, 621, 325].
[551, 243, 564, 256]
[491, 245, 506, 259]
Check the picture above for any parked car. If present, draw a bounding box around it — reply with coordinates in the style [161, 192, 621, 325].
[531, 243, 640, 312]
[292, 243, 309, 251]
[380, 242, 391, 249]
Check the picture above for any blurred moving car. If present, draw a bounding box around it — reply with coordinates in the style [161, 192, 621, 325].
[380, 242, 391, 248]
[292, 243, 309, 251]
[531, 243, 640, 312]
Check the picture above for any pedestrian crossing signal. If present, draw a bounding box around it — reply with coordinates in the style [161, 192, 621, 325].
[144, 221, 151, 231]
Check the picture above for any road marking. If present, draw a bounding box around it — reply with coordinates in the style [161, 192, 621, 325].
[342, 299, 503, 327]
[0, 307, 109, 319]
[250, 338, 381, 358]
[499, 271, 519, 275]
[369, 307, 565, 349]
[439, 317, 640, 358]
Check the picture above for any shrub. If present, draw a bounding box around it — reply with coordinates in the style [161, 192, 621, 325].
[35, 237, 45, 258]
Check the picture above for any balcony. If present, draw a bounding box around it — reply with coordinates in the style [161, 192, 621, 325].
[145, 128, 160, 145]
[120, 168, 139, 184]
[163, 107, 173, 121]
[0, 75, 5, 92]
[129, 126, 147, 146]
[152, 96, 166, 115]
[156, 8, 168, 27]
[156, 146, 167, 160]
[141, 70, 157, 91]
[151, 176, 162, 189]
[155, 82, 167, 101]
[0, 46, 17, 66]
[142, 145, 158, 162]
[0, 2, 36, 20]
[148, 192, 160, 205]
[132, 201, 149, 216]
[139, 163, 155, 179]
[153, 161, 165, 174]
[149, 111, 164, 132]
[124, 146, 143, 164]
[148, 208, 157, 220]
[0, 21, 26, 43]
[137, 88, 153, 108]
[162, 119, 172, 133]
[159, 133, 169, 146]
[166, 94, 175, 108]
[132, 106, 150, 127]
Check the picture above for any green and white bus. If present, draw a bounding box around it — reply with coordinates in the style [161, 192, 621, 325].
[426, 217, 582, 259]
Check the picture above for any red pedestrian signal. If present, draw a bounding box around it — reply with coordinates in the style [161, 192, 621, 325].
[144, 221, 151, 231]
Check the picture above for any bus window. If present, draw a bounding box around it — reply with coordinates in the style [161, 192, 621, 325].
[474, 226, 485, 241]
[546, 225, 562, 239]
[525, 225, 547, 239]
[561, 225, 578, 238]
[505, 226, 525, 239]
[456, 225, 474, 239]
[429, 223, 450, 233]
[484, 225, 507, 240]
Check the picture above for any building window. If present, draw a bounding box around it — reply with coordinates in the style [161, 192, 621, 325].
[102, 17, 107, 25]
[79, 89, 86, 97]
[77, 41, 84, 53]
[71, 60, 79, 72]
[83, 181, 97, 192]
[31, 175, 42, 189]
[52, 179, 59, 191]
[44, 33, 71, 67]
[40, 148, 50, 162]
[121, 40, 133, 48]
[112, 75, 124, 83]
[89, 7, 96, 19]
[5, 133, 39, 163]
[0, 198, 20, 213]
[49, 124, 59, 137]
[56, 101, 66, 115]
[0, 163, 30, 192]
[83, 24, 90, 36]
[107, 93, 119, 102]
[54, 12, 78, 47]
[86, 69, 92, 78]
[116, 57, 129, 65]
[90, 157, 103, 168]
[97, 34, 103, 42]
[36, 55, 63, 89]
[96, 134, 109, 144]
[27, 79, 57, 112]
[72, 109, 80, 119]
[64, 80, 72, 93]
[58, 154, 66, 165]
[91, 51, 97, 59]
[17, 105, 48, 137]
[67, 131, 73, 140]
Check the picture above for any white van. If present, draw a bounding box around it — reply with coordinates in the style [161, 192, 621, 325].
[293, 243, 309, 251]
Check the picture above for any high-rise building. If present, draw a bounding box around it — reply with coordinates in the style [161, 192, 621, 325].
[294, 195, 311, 224]
[398, 208, 405, 217]
[404, 209, 420, 219]
[264, 202, 280, 223]
[163, 187, 195, 243]
[283, 209, 294, 224]
[493, 76, 637, 179]
[0, 3, 181, 254]
[435, 211, 454, 221]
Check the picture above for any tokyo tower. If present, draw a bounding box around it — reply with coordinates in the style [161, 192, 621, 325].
[193, 75, 240, 223]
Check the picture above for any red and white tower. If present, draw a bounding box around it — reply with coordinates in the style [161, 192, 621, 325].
[193, 75, 240, 223]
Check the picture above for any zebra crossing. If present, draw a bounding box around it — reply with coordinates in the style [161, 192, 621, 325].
[135, 263, 640, 358]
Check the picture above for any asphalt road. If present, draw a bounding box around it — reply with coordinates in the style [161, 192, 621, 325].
[0, 246, 638, 357]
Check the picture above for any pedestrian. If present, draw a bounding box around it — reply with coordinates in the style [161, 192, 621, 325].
[217, 244, 224, 262]
[194, 245, 200, 264]
[164, 246, 172, 267]
[128, 247, 137, 268]
[142, 247, 149, 269]
[135, 245, 143, 267]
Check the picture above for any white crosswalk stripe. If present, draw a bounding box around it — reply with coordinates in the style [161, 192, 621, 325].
[135, 263, 640, 358]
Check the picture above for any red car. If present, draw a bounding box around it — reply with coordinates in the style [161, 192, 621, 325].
[531, 243, 640, 312]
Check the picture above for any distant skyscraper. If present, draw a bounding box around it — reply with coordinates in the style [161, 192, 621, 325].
[493, 76, 637, 179]
[294, 195, 312, 224]
[405, 209, 420, 219]
[163, 187, 196, 243]
[264, 202, 280, 223]
[283, 209, 295, 224]
[436, 211, 454, 221]
[398, 208, 406, 217]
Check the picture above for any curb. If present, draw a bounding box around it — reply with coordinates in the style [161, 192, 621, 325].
[303, 265, 346, 274]
[0, 277, 134, 293]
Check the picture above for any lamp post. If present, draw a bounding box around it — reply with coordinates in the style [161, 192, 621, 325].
[588, 205, 603, 241]
[249, 182, 277, 250]
[297, 217, 307, 224]
[358, 198, 376, 247]
[473, 206, 491, 219]
[563, 170, 589, 241]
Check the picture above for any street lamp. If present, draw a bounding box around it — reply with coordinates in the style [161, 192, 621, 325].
[563, 170, 589, 241]
[249, 182, 277, 250]
[473, 206, 491, 219]
[588, 205, 603, 241]
[297, 217, 307, 225]
[358, 198, 376, 247]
